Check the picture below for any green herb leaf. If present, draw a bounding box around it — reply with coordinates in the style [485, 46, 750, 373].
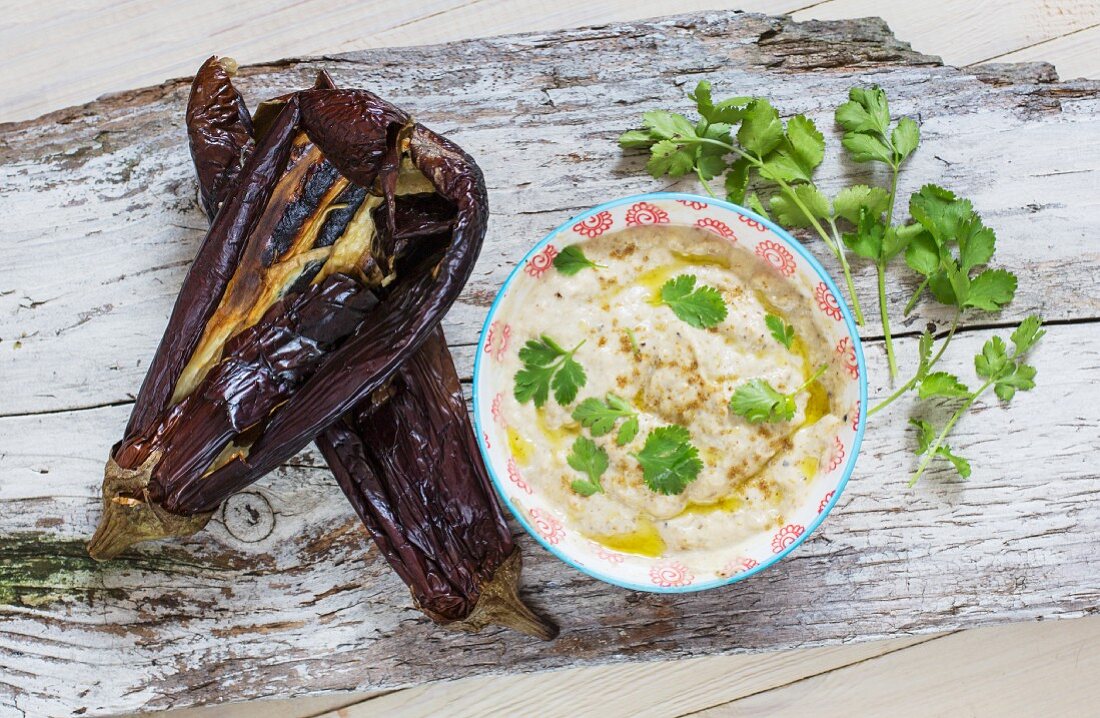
[765, 314, 796, 350]
[618, 129, 656, 149]
[553, 245, 602, 275]
[513, 336, 586, 408]
[643, 110, 696, 140]
[759, 114, 824, 183]
[910, 418, 936, 455]
[737, 100, 784, 157]
[1010, 315, 1046, 355]
[647, 139, 696, 178]
[833, 185, 891, 225]
[974, 336, 1009, 380]
[567, 436, 609, 496]
[724, 157, 751, 204]
[836, 87, 891, 135]
[631, 425, 703, 495]
[746, 192, 771, 220]
[841, 133, 894, 164]
[892, 116, 920, 161]
[659, 274, 728, 329]
[918, 372, 971, 399]
[616, 415, 640, 446]
[729, 379, 796, 424]
[935, 445, 972, 478]
[964, 268, 1017, 310]
[572, 394, 637, 437]
[770, 184, 830, 228]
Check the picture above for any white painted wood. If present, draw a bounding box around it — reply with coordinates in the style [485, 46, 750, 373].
[697, 615, 1100, 716]
[993, 24, 1100, 80]
[1, 11, 1099, 718]
[3, 1, 1099, 123]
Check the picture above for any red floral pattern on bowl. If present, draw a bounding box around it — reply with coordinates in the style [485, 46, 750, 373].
[524, 244, 558, 277]
[835, 336, 859, 379]
[649, 561, 694, 588]
[827, 436, 846, 472]
[529, 507, 564, 544]
[482, 320, 511, 362]
[739, 214, 767, 232]
[573, 210, 613, 238]
[815, 282, 842, 321]
[625, 201, 670, 226]
[474, 194, 865, 593]
[755, 239, 796, 276]
[695, 216, 737, 240]
[507, 458, 533, 495]
[771, 524, 805, 553]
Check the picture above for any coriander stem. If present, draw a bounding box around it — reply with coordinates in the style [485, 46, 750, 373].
[904, 277, 929, 315]
[929, 312, 960, 367]
[695, 166, 719, 198]
[792, 364, 829, 396]
[909, 380, 990, 486]
[867, 373, 919, 418]
[827, 217, 866, 326]
[877, 264, 898, 379]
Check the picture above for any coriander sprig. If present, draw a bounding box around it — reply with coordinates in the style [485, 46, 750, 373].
[554, 245, 605, 275]
[765, 313, 796, 350]
[660, 274, 727, 329]
[630, 425, 703, 495]
[572, 393, 640, 446]
[513, 335, 587, 407]
[619, 83, 867, 325]
[908, 316, 1043, 485]
[729, 364, 828, 425]
[567, 436, 609, 496]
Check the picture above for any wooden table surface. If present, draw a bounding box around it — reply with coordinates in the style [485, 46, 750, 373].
[2, 2, 1099, 717]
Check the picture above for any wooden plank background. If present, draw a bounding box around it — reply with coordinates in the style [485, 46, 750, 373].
[1, 2, 1099, 717]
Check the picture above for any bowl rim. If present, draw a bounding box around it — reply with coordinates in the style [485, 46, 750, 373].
[472, 191, 868, 593]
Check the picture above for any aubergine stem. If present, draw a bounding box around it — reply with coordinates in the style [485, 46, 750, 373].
[87, 451, 213, 560]
[445, 549, 559, 640]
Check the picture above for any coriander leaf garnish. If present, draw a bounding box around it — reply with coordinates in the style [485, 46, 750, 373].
[631, 425, 703, 495]
[553, 245, 604, 275]
[765, 314, 795, 350]
[567, 436, 609, 496]
[729, 364, 828, 425]
[659, 274, 727, 329]
[573, 394, 634, 435]
[513, 335, 587, 407]
[729, 379, 795, 424]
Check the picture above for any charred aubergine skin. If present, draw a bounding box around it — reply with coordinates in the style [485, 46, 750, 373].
[88, 57, 556, 639]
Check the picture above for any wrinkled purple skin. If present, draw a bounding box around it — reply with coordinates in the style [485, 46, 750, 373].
[118, 59, 554, 634]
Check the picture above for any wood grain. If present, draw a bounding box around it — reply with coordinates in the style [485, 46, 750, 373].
[1, 11, 1099, 718]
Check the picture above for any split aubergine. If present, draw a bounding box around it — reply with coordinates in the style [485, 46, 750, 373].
[87, 58, 556, 639]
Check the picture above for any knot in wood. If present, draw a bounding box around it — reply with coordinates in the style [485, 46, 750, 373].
[221, 491, 275, 543]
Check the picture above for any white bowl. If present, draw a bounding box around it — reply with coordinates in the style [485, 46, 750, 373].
[472, 193, 867, 592]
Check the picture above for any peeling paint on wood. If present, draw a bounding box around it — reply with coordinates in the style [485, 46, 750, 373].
[0, 11, 1099, 717]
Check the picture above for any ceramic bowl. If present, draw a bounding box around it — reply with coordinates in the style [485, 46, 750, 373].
[472, 192, 866, 592]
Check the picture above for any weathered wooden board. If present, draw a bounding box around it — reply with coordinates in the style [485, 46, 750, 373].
[1, 11, 1099, 718]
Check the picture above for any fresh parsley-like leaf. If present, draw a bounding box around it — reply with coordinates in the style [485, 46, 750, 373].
[765, 314, 796, 350]
[936, 445, 972, 478]
[974, 336, 1009, 380]
[746, 192, 771, 220]
[833, 184, 891, 225]
[910, 418, 936, 455]
[891, 117, 921, 161]
[513, 335, 586, 408]
[729, 379, 795, 424]
[567, 436, 609, 496]
[631, 425, 703, 495]
[572, 394, 637, 437]
[759, 114, 824, 183]
[659, 274, 728, 329]
[918, 372, 971, 399]
[769, 184, 830, 228]
[737, 99, 784, 157]
[964, 268, 1017, 310]
[1011, 315, 1046, 355]
[553, 245, 603, 275]
[618, 129, 655, 149]
[642, 110, 696, 140]
[617, 415, 640, 446]
[835, 86, 916, 167]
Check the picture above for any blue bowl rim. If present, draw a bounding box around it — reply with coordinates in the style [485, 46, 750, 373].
[472, 191, 868, 593]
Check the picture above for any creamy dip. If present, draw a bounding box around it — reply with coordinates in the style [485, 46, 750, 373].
[499, 225, 846, 572]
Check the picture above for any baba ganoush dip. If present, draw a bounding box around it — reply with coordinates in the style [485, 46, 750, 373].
[498, 225, 847, 574]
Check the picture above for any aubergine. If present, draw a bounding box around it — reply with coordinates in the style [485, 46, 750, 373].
[88, 58, 556, 639]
